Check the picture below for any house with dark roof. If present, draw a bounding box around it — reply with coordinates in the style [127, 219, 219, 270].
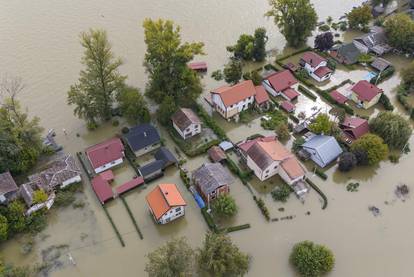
[353, 26, 392, 56]
[371, 57, 391, 72]
[138, 147, 177, 182]
[0, 172, 18, 204]
[340, 116, 369, 141]
[210, 80, 256, 121]
[20, 182, 55, 215]
[124, 124, 161, 157]
[237, 136, 307, 191]
[192, 163, 234, 203]
[262, 69, 299, 100]
[300, 52, 333, 82]
[146, 184, 186, 224]
[302, 135, 343, 168]
[154, 147, 178, 169]
[171, 108, 202, 140]
[350, 80, 383, 109]
[28, 154, 81, 190]
[86, 138, 125, 174]
[330, 42, 362, 65]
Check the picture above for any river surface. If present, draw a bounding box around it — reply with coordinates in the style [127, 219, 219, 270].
[2, 1, 414, 277]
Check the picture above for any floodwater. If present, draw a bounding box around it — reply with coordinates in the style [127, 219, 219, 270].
[2, 0, 414, 276]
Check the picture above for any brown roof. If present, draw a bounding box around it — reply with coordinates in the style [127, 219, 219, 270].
[208, 146, 226, 163]
[314, 66, 332, 78]
[0, 172, 18, 196]
[281, 157, 305, 180]
[351, 80, 382, 102]
[340, 116, 369, 140]
[330, 90, 348, 104]
[371, 57, 391, 72]
[280, 101, 295, 112]
[254, 85, 270, 104]
[146, 184, 186, 220]
[301, 52, 326, 68]
[211, 80, 256, 107]
[171, 108, 201, 132]
[193, 163, 234, 195]
[265, 70, 298, 92]
[86, 138, 124, 169]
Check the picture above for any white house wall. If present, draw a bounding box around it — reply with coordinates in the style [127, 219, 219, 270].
[157, 205, 186, 224]
[94, 157, 124, 174]
[61, 175, 81, 189]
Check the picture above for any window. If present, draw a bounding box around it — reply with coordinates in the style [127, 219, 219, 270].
[274, 165, 278, 169]
[265, 175, 269, 179]
[265, 169, 269, 173]
[175, 207, 181, 212]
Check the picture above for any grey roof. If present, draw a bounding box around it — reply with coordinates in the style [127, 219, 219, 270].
[302, 135, 343, 166]
[171, 108, 201, 132]
[19, 182, 36, 206]
[354, 27, 391, 55]
[124, 124, 161, 152]
[246, 143, 273, 170]
[0, 172, 18, 195]
[139, 160, 164, 177]
[154, 147, 178, 168]
[192, 163, 234, 195]
[219, 141, 233, 151]
[337, 43, 361, 64]
[371, 57, 391, 72]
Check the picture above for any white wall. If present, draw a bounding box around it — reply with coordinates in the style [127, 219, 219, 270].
[158, 206, 186, 224]
[61, 175, 81, 189]
[173, 122, 201, 140]
[94, 157, 124, 174]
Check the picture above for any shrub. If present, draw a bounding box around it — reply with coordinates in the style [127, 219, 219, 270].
[351, 134, 389, 165]
[271, 183, 292, 202]
[389, 153, 400, 163]
[379, 93, 394, 111]
[112, 119, 119, 126]
[121, 127, 129, 134]
[314, 167, 327, 180]
[212, 195, 238, 218]
[253, 196, 270, 221]
[211, 70, 223, 81]
[338, 152, 357, 172]
[318, 24, 330, 32]
[298, 85, 317, 100]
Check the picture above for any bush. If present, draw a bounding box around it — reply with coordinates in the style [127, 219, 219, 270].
[290, 240, 335, 277]
[121, 126, 129, 134]
[370, 66, 395, 84]
[271, 183, 292, 202]
[338, 152, 357, 172]
[351, 134, 389, 165]
[211, 70, 223, 81]
[201, 208, 218, 232]
[389, 153, 400, 163]
[253, 196, 270, 221]
[379, 93, 394, 111]
[276, 123, 291, 140]
[318, 24, 330, 32]
[314, 167, 327, 180]
[112, 119, 119, 126]
[212, 195, 238, 218]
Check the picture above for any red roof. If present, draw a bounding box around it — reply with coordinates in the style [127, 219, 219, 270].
[115, 176, 144, 195]
[282, 88, 300, 101]
[211, 80, 256, 107]
[86, 138, 124, 169]
[146, 184, 186, 220]
[91, 175, 114, 204]
[301, 52, 326, 68]
[351, 80, 382, 102]
[314, 66, 332, 78]
[330, 90, 348, 104]
[265, 70, 298, 92]
[254, 85, 270, 104]
[99, 170, 115, 182]
[341, 116, 369, 140]
[280, 101, 295, 112]
[188, 62, 207, 70]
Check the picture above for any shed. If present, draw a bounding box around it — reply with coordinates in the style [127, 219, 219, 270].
[0, 172, 18, 204]
[208, 146, 227, 163]
[280, 101, 296, 113]
[302, 135, 343, 168]
[115, 176, 144, 195]
[139, 160, 165, 181]
[219, 141, 234, 152]
[330, 90, 348, 104]
[371, 57, 391, 72]
[99, 170, 115, 182]
[188, 62, 207, 72]
[154, 147, 178, 169]
[91, 175, 114, 204]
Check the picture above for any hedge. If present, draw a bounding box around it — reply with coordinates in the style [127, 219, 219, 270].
[222, 224, 251, 233]
[253, 195, 270, 221]
[225, 157, 253, 183]
[276, 47, 312, 63]
[298, 85, 317, 100]
[201, 207, 218, 233]
[193, 103, 228, 140]
[313, 166, 327, 180]
[379, 93, 394, 111]
[306, 178, 328, 209]
[179, 169, 191, 190]
[370, 66, 395, 84]
[397, 85, 414, 119]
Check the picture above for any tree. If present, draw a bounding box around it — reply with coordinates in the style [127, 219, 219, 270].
[68, 29, 126, 128]
[143, 19, 204, 105]
[145, 237, 195, 277]
[275, 123, 290, 140]
[292, 137, 306, 153]
[0, 76, 44, 174]
[0, 215, 8, 241]
[223, 59, 242, 85]
[117, 86, 150, 123]
[314, 32, 334, 51]
[308, 114, 334, 135]
[212, 195, 237, 218]
[370, 111, 412, 150]
[198, 232, 250, 277]
[372, 0, 392, 6]
[211, 70, 224, 81]
[227, 28, 268, 62]
[401, 61, 414, 89]
[290, 241, 335, 277]
[252, 27, 268, 62]
[384, 14, 414, 52]
[338, 152, 357, 172]
[4, 201, 26, 234]
[266, 0, 318, 47]
[347, 5, 372, 31]
[350, 134, 388, 165]
[33, 190, 48, 204]
[157, 95, 178, 126]
[271, 183, 292, 202]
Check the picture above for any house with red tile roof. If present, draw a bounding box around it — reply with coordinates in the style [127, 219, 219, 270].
[330, 90, 348, 104]
[340, 116, 370, 141]
[280, 100, 296, 113]
[262, 70, 300, 101]
[146, 184, 186, 224]
[237, 136, 307, 194]
[350, 80, 383, 109]
[91, 175, 114, 204]
[300, 52, 333, 82]
[86, 138, 125, 174]
[254, 85, 271, 111]
[210, 80, 257, 121]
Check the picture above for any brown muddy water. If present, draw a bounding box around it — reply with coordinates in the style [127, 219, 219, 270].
[2, 0, 414, 276]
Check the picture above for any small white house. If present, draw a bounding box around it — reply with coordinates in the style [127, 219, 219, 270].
[146, 184, 187, 224]
[171, 108, 202, 139]
[300, 52, 333, 82]
[262, 69, 299, 97]
[86, 138, 125, 174]
[211, 80, 256, 121]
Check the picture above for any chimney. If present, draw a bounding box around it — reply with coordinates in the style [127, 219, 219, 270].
[144, 132, 147, 137]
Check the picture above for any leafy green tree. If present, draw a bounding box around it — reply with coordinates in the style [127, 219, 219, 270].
[252, 27, 268, 62]
[370, 111, 412, 150]
[198, 232, 250, 277]
[117, 86, 150, 123]
[143, 19, 204, 105]
[0, 215, 8, 241]
[401, 61, 414, 89]
[211, 70, 224, 81]
[5, 201, 26, 234]
[271, 183, 292, 202]
[33, 190, 48, 204]
[223, 59, 243, 85]
[384, 14, 414, 52]
[308, 114, 334, 135]
[347, 5, 372, 31]
[145, 237, 195, 277]
[292, 137, 306, 153]
[276, 123, 290, 140]
[157, 95, 177, 126]
[212, 195, 237, 218]
[68, 29, 126, 128]
[227, 34, 254, 61]
[266, 0, 318, 47]
[290, 241, 335, 277]
[351, 134, 388, 165]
